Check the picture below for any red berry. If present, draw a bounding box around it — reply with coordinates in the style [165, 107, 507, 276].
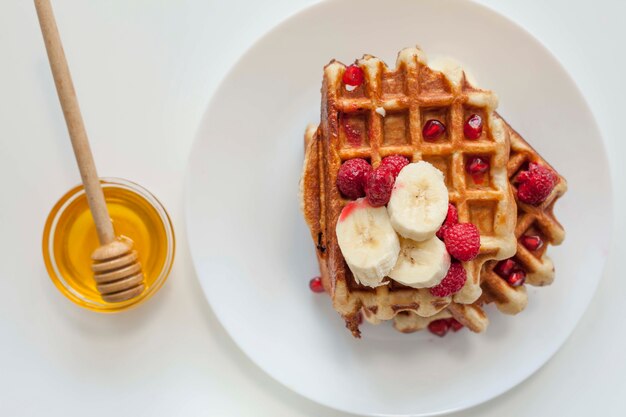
[443, 223, 481, 261]
[436, 203, 458, 239]
[466, 156, 489, 175]
[343, 64, 364, 87]
[494, 259, 527, 287]
[516, 163, 558, 205]
[343, 120, 362, 147]
[430, 262, 467, 297]
[516, 169, 530, 183]
[309, 277, 324, 293]
[444, 203, 459, 224]
[366, 167, 395, 207]
[380, 155, 409, 178]
[422, 119, 446, 141]
[464, 114, 483, 139]
[507, 270, 527, 287]
[448, 318, 464, 332]
[336, 158, 372, 199]
[428, 319, 450, 337]
[521, 235, 543, 251]
[495, 258, 517, 277]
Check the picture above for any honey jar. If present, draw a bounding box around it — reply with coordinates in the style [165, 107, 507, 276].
[42, 178, 175, 312]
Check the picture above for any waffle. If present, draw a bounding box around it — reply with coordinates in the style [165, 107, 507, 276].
[304, 114, 567, 334]
[388, 114, 567, 332]
[480, 114, 567, 310]
[300, 47, 517, 337]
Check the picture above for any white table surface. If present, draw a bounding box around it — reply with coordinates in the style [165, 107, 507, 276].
[0, 0, 623, 416]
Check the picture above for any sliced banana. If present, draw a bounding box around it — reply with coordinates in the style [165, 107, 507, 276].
[389, 236, 451, 288]
[387, 161, 449, 241]
[336, 198, 400, 287]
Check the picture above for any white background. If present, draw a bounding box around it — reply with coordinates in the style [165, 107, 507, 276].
[0, 0, 623, 416]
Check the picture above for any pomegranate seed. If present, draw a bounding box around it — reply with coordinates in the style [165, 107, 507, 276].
[448, 318, 464, 332]
[422, 119, 446, 141]
[464, 114, 483, 139]
[309, 277, 324, 293]
[466, 156, 489, 175]
[343, 65, 364, 87]
[343, 121, 362, 147]
[521, 235, 543, 251]
[428, 319, 450, 337]
[495, 259, 517, 277]
[507, 270, 527, 287]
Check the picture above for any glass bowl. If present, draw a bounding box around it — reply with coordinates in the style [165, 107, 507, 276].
[42, 178, 175, 312]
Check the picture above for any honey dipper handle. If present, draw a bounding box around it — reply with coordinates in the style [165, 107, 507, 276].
[35, 0, 115, 244]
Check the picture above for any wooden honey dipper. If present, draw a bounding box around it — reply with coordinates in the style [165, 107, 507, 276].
[35, 0, 145, 303]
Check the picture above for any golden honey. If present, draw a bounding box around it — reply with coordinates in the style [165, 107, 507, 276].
[42, 178, 175, 312]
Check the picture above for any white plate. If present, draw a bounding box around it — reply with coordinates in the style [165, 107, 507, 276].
[185, 0, 612, 415]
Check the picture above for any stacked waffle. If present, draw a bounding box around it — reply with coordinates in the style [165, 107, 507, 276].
[300, 47, 566, 336]
[391, 115, 567, 334]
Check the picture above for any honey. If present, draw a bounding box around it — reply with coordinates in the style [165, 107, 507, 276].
[42, 178, 175, 312]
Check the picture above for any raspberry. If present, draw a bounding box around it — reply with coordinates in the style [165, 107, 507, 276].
[336, 158, 372, 199]
[380, 155, 409, 178]
[428, 319, 450, 337]
[436, 203, 458, 239]
[435, 227, 446, 241]
[516, 163, 557, 205]
[521, 235, 543, 251]
[464, 114, 483, 139]
[366, 167, 395, 207]
[448, 318, 464, 332]
[309, 277, 324, 293]
[443, 223, 481, 261]
[422, 119, 446, 141]
[343, 64, 364, 86]
[430, 262, 467, 297]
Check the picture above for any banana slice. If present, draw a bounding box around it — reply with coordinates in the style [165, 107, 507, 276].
[387, 161, 449, 241]
[388, 236, 451, 288]
[336, 198, 400, 287]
